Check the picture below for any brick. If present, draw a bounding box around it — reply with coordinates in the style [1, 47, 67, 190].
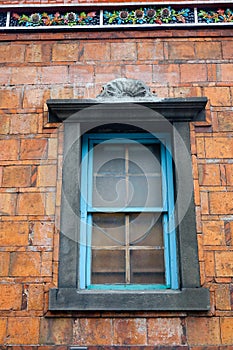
[167, 41, 195, 60]
[113, 318, 147, 345]
[20, 139, 47, 160]
[205, 251, 215, 278]
[0, 252, 10, 276]
[200, 191, 209, 214]
[180, 64, 207, 83]
[45, 192, 56, 216]
[37, 165, 57, 186]
[10, 114, 38, 134]
[209, 192, 233, 214]
[50, 86, 74, 99]
[186, 317, 220, 345]
[95, 65, 122, 84]
[30, 221, 54, 246]
[203, 87, 231, 107]
[10, 252, 41, 277]
[125, 64, 153, 83]
[0, 67, 11, 85]
[48, 138, 58, 159]
[215, 251, 233, 277]
[40, 318, 73, 344]
[111, 42, 137, 61]
[17, 192, 45, 215]
[153, 64, 179, 85]
[215, 284, 231, 311]
[52, 43, 79, 62]
[0, 284, 22, 310]
[205, 138, 233, 158]
[225, 164, 233, 185]
[222, 40, 233, 59]
[0, 221, 28, 246]
[23, 86, 50, 109]
[0, 115, 10, 134]
[2, 165, 31, 187]
[198, 164, 221, 186]
[218, 111, 233, 131]
[40, 66, 69, 84]
[220, 317, 233, 344]
[73, 318, 112, 345]
[11, 67, 39, 85]
[0, 87, 22, 109]
[83, 42, 110, 61]
[195, 41, 222, 59]
[69, 65, 94, 84]
[41, 251, 53, 276]
[224, 221, 233, 246]
[0, 139, 18, 160]
[196, 138, 205, 158]
[28, 284, 44, 310]
[137, 41, 164, 61]
[6, 317, 39, 344]
[0, 318, 7, 344]
[219, 64, 233, 82]
[0, 44, 25, 63]
[25, 43, 51, 63]
[0, 193, 16, 216]
[147, 318, 183, 345]
[202, 221, 225, 246]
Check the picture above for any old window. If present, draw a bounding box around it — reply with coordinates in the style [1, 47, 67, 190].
[48, 78, 210, 311]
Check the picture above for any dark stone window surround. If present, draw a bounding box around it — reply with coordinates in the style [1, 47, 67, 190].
[47, 85, 210, 311]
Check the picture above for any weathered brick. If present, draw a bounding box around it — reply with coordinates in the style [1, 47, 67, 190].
[113, 318, 147, 345]
[0, 139, 18, 160]
[40, 66, 69, 84]
[195, 41, 222, 59]
[220, 317, 233, 344]
[2, 165, 31, 187]
[25, 43, 51, 63]
[215, 251, 233, 277]
[125, 64, 153, 83]
[23, 86, 50, 109]
[28, 284, 44, 311]
[41, 251, 53, 276]
[95, 65, 122, 84]
[0, 221, 28, 246]
[218, 111, 233, 131]
[0, 67, 11, 85]
[225, 164, 233, 185]
[204, 251, 215, 278]
[83, 42, 110, 61]
[167, 41, 195, 60]
[0, 284, 22, 310]
[111, 42, 137, 61]
[11, 67, 39, 85]
[40, 318, 73, 344]
[37, 165, 57, 187]
[180, 64, 207, 83]
[209, 192, 233, 214]
[69, 65, 95, 84]
[29, 221, 54, 246]
[73, 318, 112, 345]
[198, 164, 221, 186]
[0, 115, 10, 134]
[0, 44, 25, 63]
[17, 192, 45, 215]
[0, 318, 6, 344]
[186, 317, 220, 345]
[6, 317, 40, 344]
[202, 221, 225, 246]
[219, 63, 233, 82]
[10, 252, 41, 277]
[0, 87, 22, 109]
[52, 43, 80, 62]
[147, 318, 183, 345]
[20, 139, 47, 160]
[0, 252, 10, 276]
[0, 193, 17, 216]
[138, 41, 164, 60]
[215, 284, 231, 311]
[205, 138, 233, 158]
[203, 87, 231, 107]
[153, 64, 179, 85]
[10, 114, 38, 134]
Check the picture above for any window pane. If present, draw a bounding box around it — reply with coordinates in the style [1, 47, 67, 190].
[129, 213, 163, 246]
[92, 250, 125, 284]
[128, 143, 161, 174]
[128, 175, 162, 207]
[92, 213, 125, 246]
[93, 175, 126, 207]
[130, 250, 165, 284]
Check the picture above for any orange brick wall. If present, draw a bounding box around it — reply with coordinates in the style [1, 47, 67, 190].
[0, 27, 233, 348]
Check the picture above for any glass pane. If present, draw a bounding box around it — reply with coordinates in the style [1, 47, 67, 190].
[92, 213, 125, 246]
[93, 175, 126, 207]
[93, 143, 125, 175]
[130, 250, 165, 284]
[129, 213, 163, 246]
[92, 249, 125, 284]
[128, 175, 162, 207]
[128, 143, 161, 174]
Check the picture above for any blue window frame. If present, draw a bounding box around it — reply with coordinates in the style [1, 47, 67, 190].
[80, 133, 178, 290]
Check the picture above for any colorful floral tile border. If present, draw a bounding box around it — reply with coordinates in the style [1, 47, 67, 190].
[0, 5, 233, 29]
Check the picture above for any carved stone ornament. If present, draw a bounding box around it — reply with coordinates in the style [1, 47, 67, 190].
[96, 78, 159, 101]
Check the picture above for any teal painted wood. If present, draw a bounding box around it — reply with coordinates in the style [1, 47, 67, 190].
[80, 132, 178, 290]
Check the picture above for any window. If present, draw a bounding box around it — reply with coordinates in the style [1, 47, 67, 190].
[47, 78, 210, 311]
[80, 133, 178, 290]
